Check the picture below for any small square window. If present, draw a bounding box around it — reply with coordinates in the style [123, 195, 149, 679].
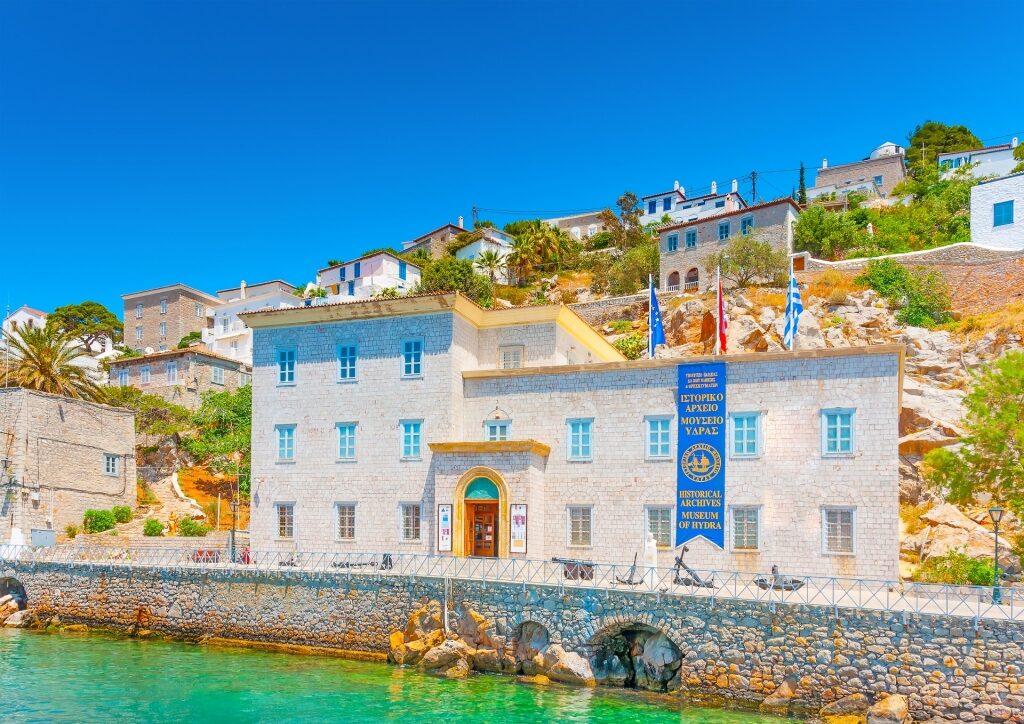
[823, 508, 855, 554]
[337, 344, 357, 381]
[994, 200, 1014, 227]
[336, 503, 356, 540]
[103, 453, 119, 476]
[873, 175, 883, 187]
[667, 234, 679, 252]
[732, 507, 759, 551]
[822, 409, 855, 456]
[402, 339, 423, 377]
[685, 230, 697, 248]
[401, 503, 421, 541]
[276, 503, 294, 539]
[731, 413, 760, 457]
[277, 425, 296, 461]
[718, 221, 730, 241]
[485, 420, 510, 441]
[337, 423, 356, 460]
[567, 419, 593, 461]
[401, 420, 422, 459]
[567, 506, 592, 547]
[211, 366, 224, 385]
[498, 345, 523, 369]
[646, 507, 672, 547]
[160, 298, 168, 315]
[140, 365, 150, 384]
[646, 417, 671, 458]
[647, 200, 657, 214]
[277, 348, 296, 384]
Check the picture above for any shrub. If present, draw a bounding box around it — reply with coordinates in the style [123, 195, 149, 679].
[416, 257, 493, 307]
[493, 284, 530, 306]
[613, 333, 647, 360]
[143, 518, 164, 537]
[178, 516, 210, 537]
[137, 481, 159, 505]
[64, 524, 78, 539]
[83, 509, 116, 534]
[608, 320, 632, 334]
[112, 505, 132, 524]
[915, 549, 996, 586]
[855, 259, 952, 328]
[826, 288, 849, 305]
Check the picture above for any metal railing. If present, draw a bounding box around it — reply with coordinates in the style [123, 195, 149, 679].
[1, 544, 1019, 622]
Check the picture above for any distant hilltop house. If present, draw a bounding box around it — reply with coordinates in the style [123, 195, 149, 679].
[638, 179, 747, 228]
[398, 217, 514, 278]
[970, 172, 1023, 250]
[203, 280, 297, 365]
[807, 142, 907, 203]
[401, 219, 467, 259]
[107, 347, 251, 409]
[2, 306, 47, 337]
[318, 251, 422, 302]
[658, 197, 801, 292]
[122, 283, 222, 354]
[542, 210, 606, 240]
[1, 305, 116, 384]
[938, 137, 1019, 179]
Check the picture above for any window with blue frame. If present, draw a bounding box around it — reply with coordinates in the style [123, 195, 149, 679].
[277, 348, 296, 384]
[347, 281, 355, 296]
[336, 423, 356, 460]
[731, 413, 760, 457]
[662, 197, 672, 212]
[401, 420, 422, 459]
[402, 339, 423, 377]
[567, 419, 593, 461]
[646, 418, 671, 458]
[353, 262, 361, 277]
[276, 425, 295, 460]
[648, 200, 657, 215]
[485, 420, 510, 441]
[741, 217, 754, 235]
[994, 200, 1014, 227]
[822, 409, 855, 455]
[714, 200, 725, 208]
[398, 261, 407, 280]
[667, 234, 678, 252]
[718, 221, 730, 240]
[873, 175, 883, 187]
[685, 230, 697, 248]
[339, 266, 346, 281]
[337, 344, 357, 380]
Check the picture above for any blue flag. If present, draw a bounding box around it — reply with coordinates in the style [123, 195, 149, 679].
[648, 276, 665, 358]
[783, 264, 803, 350]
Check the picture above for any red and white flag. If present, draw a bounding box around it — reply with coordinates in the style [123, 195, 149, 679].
[717, 267, 727, 354]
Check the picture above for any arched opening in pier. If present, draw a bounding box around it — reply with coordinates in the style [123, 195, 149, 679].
[588, 622, 683, 692]
[0, 577, 28, 611]
[511, 620, 551, 674]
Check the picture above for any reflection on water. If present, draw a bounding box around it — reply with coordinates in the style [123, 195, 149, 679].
[0, 629, 786, 723]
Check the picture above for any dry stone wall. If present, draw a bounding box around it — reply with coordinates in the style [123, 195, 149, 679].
[6, 562, 1022, 722]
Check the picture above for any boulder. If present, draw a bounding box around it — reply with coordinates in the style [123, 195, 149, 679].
[2, 609, 32, 627]
[758, 306, 777, 327]
[535, 644, 596, 687]
[419, 638, 473, 671]
[443, 658, 472, 679]
[472, 647, 517, 674]
[518, 674, 551, 686]
[391, 628, 444, 666]
[921, 503, 980, 531]
[454, 606, 494, 648]
[822, 693, 871, 717]
[900, 377, 965, 437]
[633, 632, 683, 691]
[898, 428, 960, 457]
[922, 523, 1019, 573]
[404, 600, 444, 642]
[774, 311, 825, 350]
[760, 678, 798, 714]
[514, 622, 550, 664]
[866, 694, 909, 724]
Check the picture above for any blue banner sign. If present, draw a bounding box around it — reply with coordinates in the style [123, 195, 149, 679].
[675, 362, 726, 548]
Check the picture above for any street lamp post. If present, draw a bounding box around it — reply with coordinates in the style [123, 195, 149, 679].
[229, 497, 238, 564]
[989, 506, 1003, 605]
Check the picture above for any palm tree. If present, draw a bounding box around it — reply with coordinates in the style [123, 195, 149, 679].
[506, 237, 539, 285]
[474, 249, 505, 284]
[3, 326, 103, 401]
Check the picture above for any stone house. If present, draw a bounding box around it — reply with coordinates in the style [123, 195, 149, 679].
[107, 347, 251, 409]
[0, 388, 136, 543]
[542, 211, 606, 241]
[812, 153, 906, 198]
[401, 221, 467, 259]
[658, 197, 800, 292]
[242, 292, 901, 579]
[970, 172, 1023, 250]
[122, 283, 222, 354]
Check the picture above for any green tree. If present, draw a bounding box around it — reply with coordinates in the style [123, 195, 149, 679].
[2, 326, 104, 401]
[597, 192, 650, 251]
[415, 257, 493, 306]
[182, 385, 252, 493]
[1013, 143, 1024, 174]
[703, 233, 787, 288]
[474, 249, 505, 284]
[925, 351, 1024, 517]
[373, 287, 400, 299]
[45, 301, 123, 348]
[607, 241, 659, 296]
[177, 331, 202, 349]
[855, 259, 951, 327]
[793, 205, 861, 259]
[905, 121, 981, 175]
[104, 386, 191, 436]
[506, 236, 539, 284]
[797, 162, 807, 205]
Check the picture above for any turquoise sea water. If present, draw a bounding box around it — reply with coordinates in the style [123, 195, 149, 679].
[0, 629, 784, 723]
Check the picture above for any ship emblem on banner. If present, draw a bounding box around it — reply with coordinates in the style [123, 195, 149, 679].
[676, 362, 726, 548]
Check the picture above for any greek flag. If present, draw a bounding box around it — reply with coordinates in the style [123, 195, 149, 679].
[783, 264, 802, 351]
[648, 275, 665, 358]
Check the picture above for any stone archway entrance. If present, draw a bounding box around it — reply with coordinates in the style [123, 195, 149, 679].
[453, 467, 509, 558]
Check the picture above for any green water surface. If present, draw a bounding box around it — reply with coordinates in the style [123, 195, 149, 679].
[0, 629, 785, 723]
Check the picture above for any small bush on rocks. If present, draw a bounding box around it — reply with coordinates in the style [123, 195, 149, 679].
[112, 506, 132, 524]
[178, 516, 210, 537]
[83, 509, 116, 534]
[143, 519, 164, 537]
[64, 524, 78, 539]
[916, 549, 995, 586]
[613, 333, 647, 360]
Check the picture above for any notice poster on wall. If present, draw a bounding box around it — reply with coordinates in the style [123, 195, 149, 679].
[676, 362, 726, 549]
[438, 504, 452, 552]
[510, 504, 527, 553]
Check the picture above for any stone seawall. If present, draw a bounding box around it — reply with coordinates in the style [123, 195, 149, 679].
[6, 562, 1023, 722]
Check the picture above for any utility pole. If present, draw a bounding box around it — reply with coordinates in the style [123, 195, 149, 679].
[750, 171, 758, 204]
[472, 205, 479, 227]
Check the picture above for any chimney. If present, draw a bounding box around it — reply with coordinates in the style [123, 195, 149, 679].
[104, 337, 113, 354]
[458, 215, 465, 228]
[673, 180, 680, 191]
[1013, 137, 1019, 149]
[731, 178, 738, 193]
[240, 280, 247, 300]
[679, 185, 685, 197]
[822, 158, 828, 169]
[710, 180, 717, 195]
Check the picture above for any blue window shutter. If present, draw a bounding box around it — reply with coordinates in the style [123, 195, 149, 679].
[399, 261, 407, 280]
[354, 262, 361, 277]
[348, 281, 355, 296]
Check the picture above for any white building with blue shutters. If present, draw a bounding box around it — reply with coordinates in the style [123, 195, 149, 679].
[318, 251, 421, 302]
[970, 172, 1024, 250]
[242, 293, 902, 579]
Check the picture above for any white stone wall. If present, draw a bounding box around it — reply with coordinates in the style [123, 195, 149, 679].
[970, 174, 1024, 250]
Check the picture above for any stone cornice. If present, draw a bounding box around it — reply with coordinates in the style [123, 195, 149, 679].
[427, 440, 551, 458]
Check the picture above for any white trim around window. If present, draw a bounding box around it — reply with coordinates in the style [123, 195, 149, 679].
[275, 502, 295, 539]
[102, 453, 119, 477]
[336, 343, 358, 382]
[275, 424, 296, 462]
[644, 415, 672, 460]
[729, 412, 762, 459]
[484, 419, 511, 442]
[336, 422, 357, 461]
[821, 408, 856, 457]
[729, 505, 761, 552]
[566, 418, 593, 462]
[566, 505, 593, 548]
[400, 419, 423, 460]
[821, 506, 856, 556]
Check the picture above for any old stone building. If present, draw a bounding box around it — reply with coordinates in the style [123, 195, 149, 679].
[244, 292, 901, 579]
[658, 197, 800, 292]
[812, 153, 906, 198]
[0, 388, 136, 543]
[122, 283, 222, 353]
[401, 222, 467, 259]
[107, 347, 251, 409]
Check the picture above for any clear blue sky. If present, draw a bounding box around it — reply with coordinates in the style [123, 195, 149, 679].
[2, 0, 1022, 318]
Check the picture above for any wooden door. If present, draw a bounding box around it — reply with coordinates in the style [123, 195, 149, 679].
[467, 502, 497, 557]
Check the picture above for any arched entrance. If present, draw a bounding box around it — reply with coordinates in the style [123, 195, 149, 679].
[453, 467, 509, 558]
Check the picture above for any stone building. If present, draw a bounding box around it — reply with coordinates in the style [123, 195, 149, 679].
[0, 388, 136, 543]
[243, 292, 901, 579]
[658, 197, 800, 292]
[401, 221, 467, 259]
[542, 211, 607, 241]
[970, 172, 1023, 250]
[812, 152, 906, 198]
[107, 347, 251, 409]
[122, 283, 222, 354]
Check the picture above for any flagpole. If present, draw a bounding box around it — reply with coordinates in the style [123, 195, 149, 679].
[648, 274, 653, 359]
[715, 267, 721, 356]
[788, 257, 794, 352]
